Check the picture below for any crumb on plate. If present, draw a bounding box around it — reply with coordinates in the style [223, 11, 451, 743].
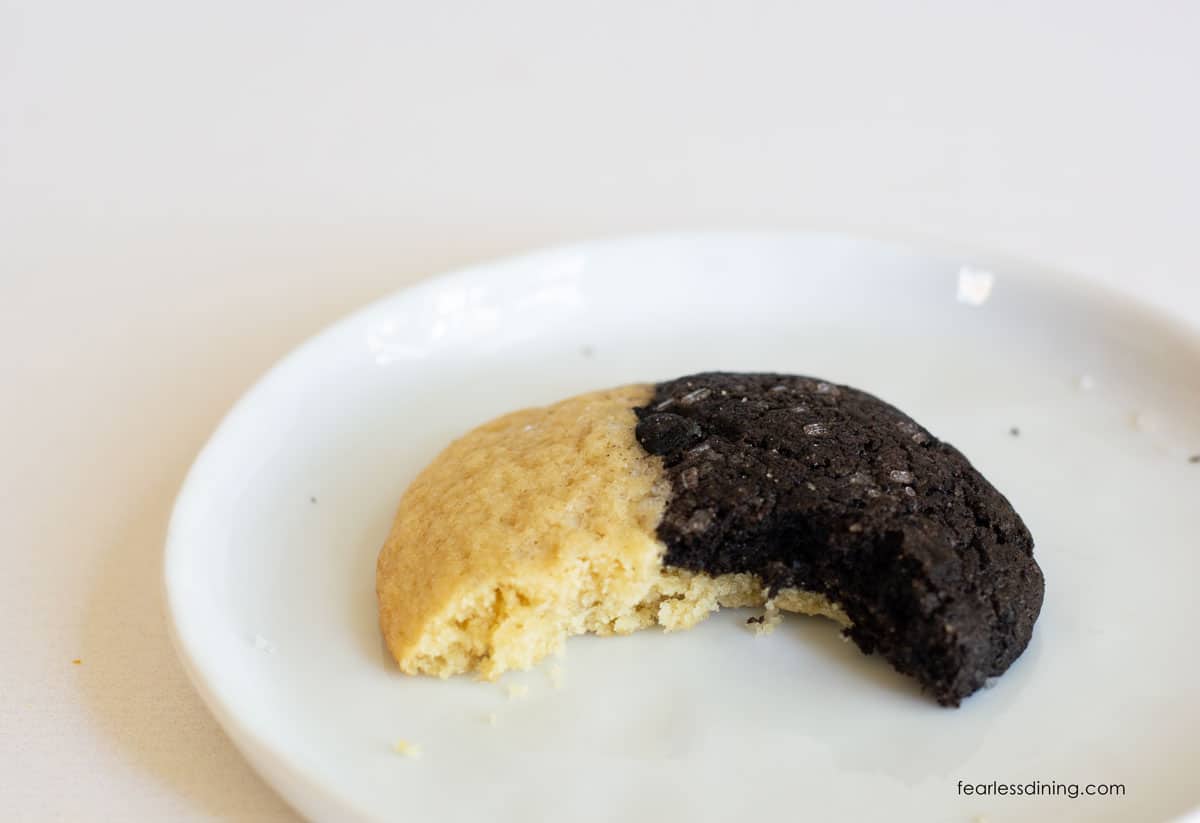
[392, 739, 423, 758]
[1131, 411, 1158, 432]
[956, 267, 995, 307]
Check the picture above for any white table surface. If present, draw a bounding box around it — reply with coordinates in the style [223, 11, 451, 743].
[2, 2, 1198, 820]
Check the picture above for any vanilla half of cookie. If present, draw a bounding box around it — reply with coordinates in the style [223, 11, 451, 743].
[376, 373, 1044, 705]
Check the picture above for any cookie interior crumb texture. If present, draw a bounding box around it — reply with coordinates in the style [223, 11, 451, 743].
[376, 384, 845, 682]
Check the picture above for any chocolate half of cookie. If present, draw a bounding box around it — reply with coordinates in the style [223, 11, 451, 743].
[635, 373, 1043, 705]
[376, 372, 1043, 706]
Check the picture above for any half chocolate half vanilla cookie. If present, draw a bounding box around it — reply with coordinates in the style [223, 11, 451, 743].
[376, 372, 1044, 706]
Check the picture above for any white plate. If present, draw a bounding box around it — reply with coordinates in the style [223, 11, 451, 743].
[165, 232, 1200, 823]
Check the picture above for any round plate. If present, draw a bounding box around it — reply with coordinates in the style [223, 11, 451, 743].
[165, 232, 1200, 823]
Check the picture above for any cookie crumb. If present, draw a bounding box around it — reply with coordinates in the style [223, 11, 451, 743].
[956, 267, 995, 306]
[392, 739, 423, 758]
[309, 496, 317, 504]
[749, 602, 783, 636]
[485, 712, 499, 726]
[71, 659, 81, 665]
[1131, 411, 1158, 432]
[1189, 454, 1200, 464]
[1009, 426, 1020, 437]
[547, 664, 565, 689]
[505, 683, 529, 700]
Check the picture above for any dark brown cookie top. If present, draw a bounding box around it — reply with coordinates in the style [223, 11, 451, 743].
[634, 372, 1044, 706]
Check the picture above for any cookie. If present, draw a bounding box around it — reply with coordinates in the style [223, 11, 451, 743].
[376, 373, 1043, 705]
